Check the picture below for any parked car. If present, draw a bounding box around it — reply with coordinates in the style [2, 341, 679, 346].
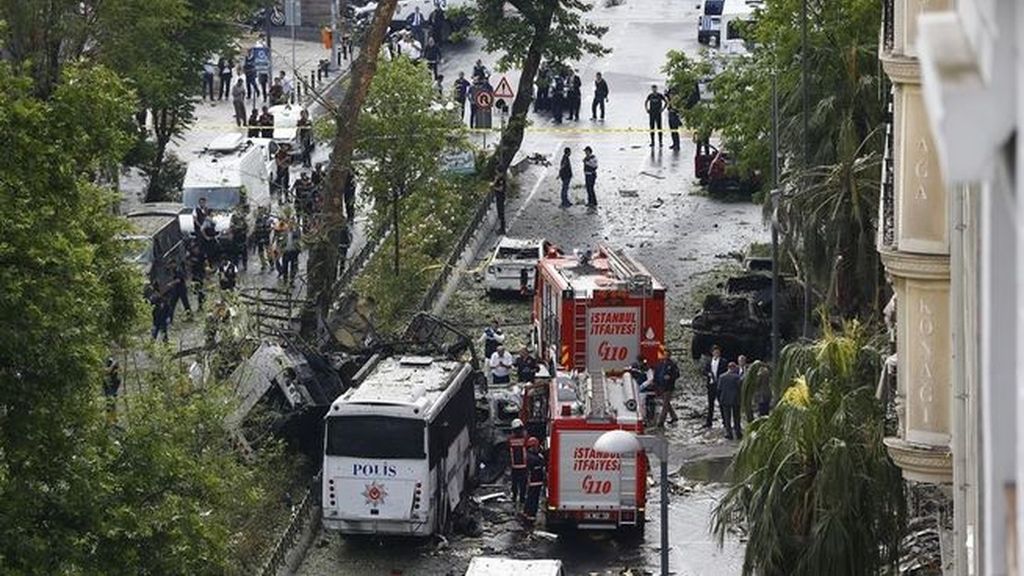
[484, 237, 545, 296]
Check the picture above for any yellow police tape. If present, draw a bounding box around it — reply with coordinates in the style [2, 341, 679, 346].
[192, 122, 692, 136]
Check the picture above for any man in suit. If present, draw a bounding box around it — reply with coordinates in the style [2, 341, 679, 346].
[703, 344, 727, 428]
[718, 362, 743, 440]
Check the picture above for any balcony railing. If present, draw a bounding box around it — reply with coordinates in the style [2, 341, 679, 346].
[881, 94, 896, 248]
[882, 0, 895, 52]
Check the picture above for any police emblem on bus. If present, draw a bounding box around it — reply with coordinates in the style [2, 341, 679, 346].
[362, 481, 388, 506]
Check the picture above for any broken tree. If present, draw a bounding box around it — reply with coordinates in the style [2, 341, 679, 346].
[304, 0, 400, 338]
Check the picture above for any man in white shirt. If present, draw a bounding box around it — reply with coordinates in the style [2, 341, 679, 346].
[489, 345, 514, 385]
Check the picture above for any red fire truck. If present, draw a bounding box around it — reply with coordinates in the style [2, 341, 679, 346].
[539, 370, 648, 531]
[532, 245, 667, 372]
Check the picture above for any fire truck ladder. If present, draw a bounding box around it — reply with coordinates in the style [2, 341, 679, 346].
[604, 245, 654, 297]
[573, 299, 589, 369]
[618, 455, 639, 526]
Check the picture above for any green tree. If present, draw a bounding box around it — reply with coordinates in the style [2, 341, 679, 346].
[663, 0, 883, 320]
[93, 0, 255, 201]
[0, 60, 295, 574]
[713, 321, 905, 576]
[356, 56, 468, 273]
[475, 0, 609, 178]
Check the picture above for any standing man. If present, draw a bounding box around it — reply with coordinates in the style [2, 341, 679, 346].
[591, 72, 609, 120]
[551, 74, 565, 124]
[297, 109, 314, 168]
[489, 344, 514, 385]
[655, 350, 681, 427]
[493, 173, 507, 236]
[644, 85, 667, 147]
[737, 355, 748, 378]
[453, 72, 470, 120]
[566, 70, 582, 121]
[535, 66, 550, 112]
[482, 318, 505, 360]
[409, 6, 426, 46]
[582, 146, 598, 208]
[718, 362, 743, 440]
[280, 221, 302, 285]
[703, 344, 727, 428]
[145, 279, 169, 342]
[253, 206, 273, 271]
[514, 347, 539, 384]
[218, 57, 233, 100]
[274, 145, 291, 202]
[231, 79, 247, 127]
[244, 52, 259, 100]
[201, 60, 216, 101]
[343, 168, 357, 221]
[103, 357, 121, 421]
[558, 147, 572, 208]
[247, 108, 260, 137]
[508, 419, 528, 509]
[667, 99, 682, 150]
[259, 106, 275, 138]
[523, 436, 546, 524]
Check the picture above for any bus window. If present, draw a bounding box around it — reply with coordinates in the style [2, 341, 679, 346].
[326, 416, 425, 459]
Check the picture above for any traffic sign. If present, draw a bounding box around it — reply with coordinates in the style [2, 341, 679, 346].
[249, 45, 271, 74]
[475, 90, 494, 109]
[494, 76, 515, 98]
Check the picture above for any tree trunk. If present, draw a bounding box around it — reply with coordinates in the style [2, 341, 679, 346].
[487, 3, 556, 179]
[303, 0, 400, 338]
[392, 186, 400, 274]
[146, 108, 176, 203]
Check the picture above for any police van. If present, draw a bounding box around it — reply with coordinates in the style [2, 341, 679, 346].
[698, 0, 760, 47]
[322, 355, 477, 536]
[178, 133, 274, 235]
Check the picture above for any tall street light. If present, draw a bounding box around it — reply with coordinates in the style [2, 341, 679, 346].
[594, 430, 669, 576]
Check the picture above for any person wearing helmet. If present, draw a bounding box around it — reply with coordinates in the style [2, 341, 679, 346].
[523, 436, 546, 523]
[508, 418, 528, 508]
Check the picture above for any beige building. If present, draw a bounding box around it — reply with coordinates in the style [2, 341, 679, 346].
[879, 0, 1019, 574]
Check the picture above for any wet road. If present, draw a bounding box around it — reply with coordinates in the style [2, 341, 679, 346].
[298, 0, 767, 574]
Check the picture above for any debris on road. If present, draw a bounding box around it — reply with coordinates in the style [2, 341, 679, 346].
[640, 171, 666, 180]
[619, 189, 639, 197]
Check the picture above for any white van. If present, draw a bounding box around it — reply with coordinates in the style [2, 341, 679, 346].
[465, 557, 565, 576]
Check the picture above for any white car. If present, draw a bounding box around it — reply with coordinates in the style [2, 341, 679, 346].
[484, 237, 544, 295]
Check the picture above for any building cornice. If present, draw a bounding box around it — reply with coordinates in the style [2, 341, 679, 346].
[884, 437, 953, 484]
[879, 249, 950, 280]
[881, 50, 921, 85]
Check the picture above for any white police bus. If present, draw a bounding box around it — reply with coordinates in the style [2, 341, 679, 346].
[322, 355, 477, 536]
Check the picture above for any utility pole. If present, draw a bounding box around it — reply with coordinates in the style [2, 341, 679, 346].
[331, 0, 339, 67]
[266, 1, 274, 81]
[800, 0, 811, 338]
[771, 69, 781, 364]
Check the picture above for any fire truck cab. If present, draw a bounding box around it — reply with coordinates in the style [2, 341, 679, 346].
[543, 370, 648, 532]
[533, 245, 667, 373]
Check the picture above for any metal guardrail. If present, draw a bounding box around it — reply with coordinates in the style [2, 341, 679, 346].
[257, 470, 322, 576]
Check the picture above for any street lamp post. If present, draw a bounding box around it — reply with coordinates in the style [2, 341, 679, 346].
[594, 430, 669, 576]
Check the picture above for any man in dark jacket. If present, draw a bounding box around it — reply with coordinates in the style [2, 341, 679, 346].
[655, 350, 681, 427]
[592, 72, 609, 120]
[558, 147, 572, 208]
[523, 437, 546, 523]
[718, 362, 743, 440]
[703, 344, 727, 428]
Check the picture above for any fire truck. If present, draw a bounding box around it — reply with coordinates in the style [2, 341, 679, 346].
[532, 245, 667, 372]
[533, 370, 648, 531]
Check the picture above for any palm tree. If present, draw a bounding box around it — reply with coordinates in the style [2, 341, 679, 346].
[713, 320, 905, 576]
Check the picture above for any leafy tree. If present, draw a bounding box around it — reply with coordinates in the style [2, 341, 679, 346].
[663, 0, 883, 320]
[713, 320, 905, 576]
[305, 0, 399, 328]
[0, 60, 295, 574]
[356, 56, 468, 273]
[475, 0, 609, 177]
[93, 0, 256, 201]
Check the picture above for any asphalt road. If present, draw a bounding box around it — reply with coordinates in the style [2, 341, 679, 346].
[297, 0, 768, 575]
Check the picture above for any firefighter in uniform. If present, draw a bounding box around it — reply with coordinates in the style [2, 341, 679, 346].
[523, 436, 546, 524]
[508, 418, 528, 508]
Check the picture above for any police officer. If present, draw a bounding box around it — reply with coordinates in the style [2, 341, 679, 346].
[644, 84, 667, 147]
[583, 146, 598, 208]
[508, 419, 528, 508]
[253, 206, 273, 271]
[523, 436, 546, 523]
[551, 74, 565, 124]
